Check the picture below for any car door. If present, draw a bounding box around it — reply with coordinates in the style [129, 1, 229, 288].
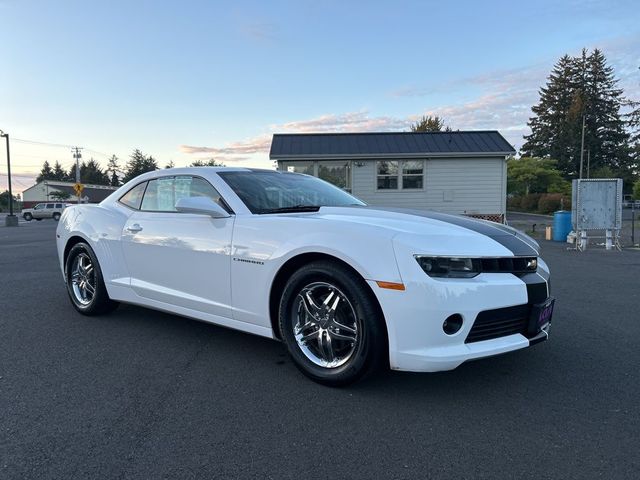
[44, 203, 55, 218]
[120, 175, 235, 319]
[33, 203, 47, 218]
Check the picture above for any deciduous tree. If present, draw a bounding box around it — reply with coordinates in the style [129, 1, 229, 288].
[507, 157, 568, 195]
[409, 115, 451, 132]
[189, 159, 225, 167]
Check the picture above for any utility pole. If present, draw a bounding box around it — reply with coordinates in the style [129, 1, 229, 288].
[579, 115, 586, 179]
[586, 150, 591, 179]
[72, 147, 82, 204]
[0, 130, 18, 227]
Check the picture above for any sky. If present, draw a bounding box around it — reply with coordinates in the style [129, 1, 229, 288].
[1, 0, 639, 193]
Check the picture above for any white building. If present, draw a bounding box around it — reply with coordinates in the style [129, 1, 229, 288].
[270, 131, 515, 223]
[21, 180, 117, 208]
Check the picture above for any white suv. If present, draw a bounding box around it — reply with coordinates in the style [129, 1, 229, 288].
[22, 202, 69, 221]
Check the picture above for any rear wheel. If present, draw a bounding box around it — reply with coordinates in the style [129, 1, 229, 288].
[23, 213, 32, 221]
[65, 242, 119, 315]
[278, 260, 386, 386]
[53, 212, 61, 221]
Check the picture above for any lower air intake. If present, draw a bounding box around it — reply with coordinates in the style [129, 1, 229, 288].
[465, 304, 529, 344]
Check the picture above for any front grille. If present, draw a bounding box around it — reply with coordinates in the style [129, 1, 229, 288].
[465, 304, 529, 344]
[479, 257, 536, 275]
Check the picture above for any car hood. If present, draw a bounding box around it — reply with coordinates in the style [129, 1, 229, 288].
[312, 206, 540, 257]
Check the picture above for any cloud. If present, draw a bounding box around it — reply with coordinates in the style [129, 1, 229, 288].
[273, 111, 410, 133]
[179, 112, 412, 158]
[180, 134, 272, 156]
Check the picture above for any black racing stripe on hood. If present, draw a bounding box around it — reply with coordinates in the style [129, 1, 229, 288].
[367, 207, 539, 257]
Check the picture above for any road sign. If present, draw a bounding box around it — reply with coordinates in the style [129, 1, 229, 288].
[74, 183, 84, 196]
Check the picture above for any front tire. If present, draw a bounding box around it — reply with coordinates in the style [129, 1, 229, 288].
[65, 242, 119, 315]
[278, 260, 386, 386]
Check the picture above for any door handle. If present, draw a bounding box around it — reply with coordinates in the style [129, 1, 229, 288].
[126, 223, 143, 233]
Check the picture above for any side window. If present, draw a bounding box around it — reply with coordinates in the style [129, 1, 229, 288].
[140, 176, 227, 212]
[141, 177, 175, 211]
[176, 176, 224, 206]
[34, 204, 43, 210]
[46, 204, 55, 209]
[119, 182, 147, 210]
[55, 204, 63, 208]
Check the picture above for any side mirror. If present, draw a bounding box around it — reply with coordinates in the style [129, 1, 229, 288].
[175, 196, 230, 218]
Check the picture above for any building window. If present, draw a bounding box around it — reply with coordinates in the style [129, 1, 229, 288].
[377, 161, 399, 189]
[283, 161, 314, 176]
[318, 161, 351, 192]
[377, 160, 424, 190]
[281, 161, 352, 192]
[402, 160, 424, 189]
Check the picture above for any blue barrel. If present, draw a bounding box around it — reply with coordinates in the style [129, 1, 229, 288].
[552, 210, 572, 241]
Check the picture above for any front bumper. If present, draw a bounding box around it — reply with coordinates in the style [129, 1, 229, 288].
[369, 270, 552, 373]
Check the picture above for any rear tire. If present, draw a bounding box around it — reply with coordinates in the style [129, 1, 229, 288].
[23, 213, 32, 221]
[278, 260, 386, 386]
[65, 242, 119, 315]
[53, 212, 61, 221]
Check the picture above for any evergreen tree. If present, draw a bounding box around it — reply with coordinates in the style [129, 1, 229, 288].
[52, 161, 67, 181]
[36, 161, 54, 182]
[165, 160, 175, 169]
[522, 49, 630, 179]
[123, 149, 158, 183]
[522, 55, 582, 175]
[409, 115, 451, 132]
[626, 67, 640, 174]
[80, 158, 110, 185]
[106, 155, 122, 187]
[583, 49, 629, 175]
[67, 162, 84, 183]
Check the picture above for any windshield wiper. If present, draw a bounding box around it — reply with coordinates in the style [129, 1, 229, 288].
[258, 205, 321, 214]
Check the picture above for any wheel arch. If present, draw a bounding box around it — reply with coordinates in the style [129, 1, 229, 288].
[268, 252, 389, 353]
[63, 234, 91, 272]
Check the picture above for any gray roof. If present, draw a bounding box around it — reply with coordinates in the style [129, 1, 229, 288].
[269, 131, 515, 159]
[53, 185, 115, 203]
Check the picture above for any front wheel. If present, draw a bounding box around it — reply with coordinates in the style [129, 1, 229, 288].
[65, 242, 119, 315]
[278, 260, 386, 386]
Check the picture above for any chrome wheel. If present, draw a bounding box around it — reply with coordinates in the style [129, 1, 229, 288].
[292, 282, 360, 368]
[70, 253, 96, 306]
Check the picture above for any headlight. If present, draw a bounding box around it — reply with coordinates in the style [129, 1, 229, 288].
[415, 255, 538, 278]
[415, 256, 481, 278]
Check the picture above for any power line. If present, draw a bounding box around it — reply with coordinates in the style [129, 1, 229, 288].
[13, 137, 114, 159]
[13, 138, 74, 149]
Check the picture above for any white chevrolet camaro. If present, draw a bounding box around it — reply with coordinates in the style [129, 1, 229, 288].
[56, 167, 554, 385]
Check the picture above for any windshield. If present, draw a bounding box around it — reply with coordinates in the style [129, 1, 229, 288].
[218, 170, 366, 214]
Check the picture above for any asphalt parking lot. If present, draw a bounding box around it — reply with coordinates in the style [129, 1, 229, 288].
[1, 220, 639, 479]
